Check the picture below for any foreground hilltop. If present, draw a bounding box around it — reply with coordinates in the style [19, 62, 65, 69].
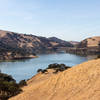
[10, 59, 100, 100]
[0, 30, 73, 60]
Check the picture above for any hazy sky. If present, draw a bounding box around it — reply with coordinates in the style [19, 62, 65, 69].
[0, 0, 100, 41]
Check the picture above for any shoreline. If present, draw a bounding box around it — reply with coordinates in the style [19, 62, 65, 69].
[66, 47, 100, 56]
[0, 55, 38, 62]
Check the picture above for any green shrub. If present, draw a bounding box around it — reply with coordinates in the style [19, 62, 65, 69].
[37, 69, 43, 73]
[41, 69, 48, 73]
[97, 55, 100, 58]
[37, 64, 70, 74]
[48, 63, 70, 73]
[37, 69, 48, 74]
[19, 80, 27, 87]
[0, 73, 22, 100]
[0, 94, 8, 100]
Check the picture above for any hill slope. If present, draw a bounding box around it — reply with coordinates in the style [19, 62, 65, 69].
[49, 37, 73, 47]
[66, 36, 100, 55]
[10, 59, 100, 100]
[77, 36, 100, 48]
[0, 30, 73, 53]
[0, 30, 73, 60]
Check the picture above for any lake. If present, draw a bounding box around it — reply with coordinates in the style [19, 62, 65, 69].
[0, 52, 91, 82]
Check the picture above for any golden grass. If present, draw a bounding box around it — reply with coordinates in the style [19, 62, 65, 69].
[10, 59, 100, 100]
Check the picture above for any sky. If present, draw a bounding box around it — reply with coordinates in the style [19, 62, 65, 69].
[0, 0, 100, 41]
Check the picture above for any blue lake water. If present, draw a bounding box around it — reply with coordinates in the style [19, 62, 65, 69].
[0, 53, 89, 82]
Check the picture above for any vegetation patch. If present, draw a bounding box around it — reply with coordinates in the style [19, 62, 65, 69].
[96, 55, 100, 59]
[18, 80, 27, 87]
[0, 71, 27, 100]
[37, 63, 71, 74]
[37, 69, 48, 74]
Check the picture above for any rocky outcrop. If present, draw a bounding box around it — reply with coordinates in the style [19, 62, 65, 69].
[9, 59, 100, 100]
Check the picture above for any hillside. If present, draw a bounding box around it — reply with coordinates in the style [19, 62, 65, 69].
[66, 36, 100, 55]
[10, 59, 100, 100]
[49, 37, 73, 47]
[69, 41, 79, 46]
[77, 36, 100, 48]
[0, 30, 73, 60]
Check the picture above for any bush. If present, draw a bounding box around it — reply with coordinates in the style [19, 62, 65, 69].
[0, 73, 15, 82]
[19, 80, 27, 87]
[97, 55, 100, 58]
[37, 69, 43, 73]
[47, 63, 59, 69]
[48, 63, 70, 73]
[0, 73, 22, 100]
[0, 94, 8, 100]
[37, 69, 48, 74]
[47, 63, 70, 72]
[41, 69, 48, 73]
[37, 64, 70, 74]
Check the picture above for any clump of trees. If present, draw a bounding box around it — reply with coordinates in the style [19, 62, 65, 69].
[0, 71, 27, 100]
[18, 80, 27, 87]
[37, 69, 48, 74]
[47, 63, 70, 73]
[37, 63, 70, 74]
[97, 55, 100, 59]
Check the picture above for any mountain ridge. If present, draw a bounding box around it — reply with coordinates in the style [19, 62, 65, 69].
[0, 30, 73, 60]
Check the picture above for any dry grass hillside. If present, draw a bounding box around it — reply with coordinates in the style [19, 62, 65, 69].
[87, 36, 100, 47]
[0, 30, 73, 54]
[10, 59, 100, 100]
[0, 30, 73, 60]
[77, 36, 100, 48]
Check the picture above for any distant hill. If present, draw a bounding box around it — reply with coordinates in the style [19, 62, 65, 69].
[49, 37, 73, 47]
[69, 41, 79, 46]
[0, 30, 73, 60]
[66, 36, 100, 55]
[77, 36, 100, 48]
[9, 59, 100, 100]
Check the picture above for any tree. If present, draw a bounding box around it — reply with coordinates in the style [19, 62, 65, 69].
[19, 80, 27, 87]
[0, 72, 22, 100]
